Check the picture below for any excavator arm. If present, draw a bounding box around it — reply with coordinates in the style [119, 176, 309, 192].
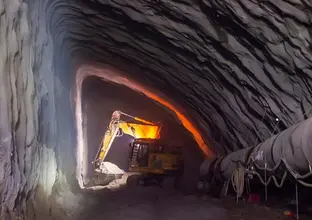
[92, 111, 161, 172]
[92, 117, 121, 167]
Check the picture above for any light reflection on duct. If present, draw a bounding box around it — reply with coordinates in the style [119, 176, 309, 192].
[75, 66, 214, 189]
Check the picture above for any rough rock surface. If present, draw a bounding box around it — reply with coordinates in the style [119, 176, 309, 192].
[0, 0, 80, 219]
[0, 0, 40, 218]
[0, 0, 312, 219]
[51, 0, 312, 153]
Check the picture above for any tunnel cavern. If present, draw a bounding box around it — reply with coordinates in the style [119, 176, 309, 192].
[1, 0, 312, 219]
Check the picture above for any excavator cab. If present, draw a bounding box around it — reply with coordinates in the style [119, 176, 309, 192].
[128, 138, 184, 176]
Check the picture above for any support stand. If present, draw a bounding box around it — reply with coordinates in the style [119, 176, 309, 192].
[264, 157, 268, 203]
[220, 180, 230, 197]
[295, 181, 299, 220]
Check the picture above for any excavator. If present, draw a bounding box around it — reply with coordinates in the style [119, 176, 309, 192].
[92, 110, 184, 185]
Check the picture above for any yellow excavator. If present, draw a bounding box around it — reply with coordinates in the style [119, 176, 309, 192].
[92, 110, 184, 185]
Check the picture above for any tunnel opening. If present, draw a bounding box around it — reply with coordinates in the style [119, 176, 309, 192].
[2, 1, 312, 219]
[78, 75, 204, 192]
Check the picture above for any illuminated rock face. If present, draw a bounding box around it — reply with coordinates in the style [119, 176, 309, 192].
[0, 0, 312, 219]
[51, 0, 312, 153]
[0, 1, 42, 217]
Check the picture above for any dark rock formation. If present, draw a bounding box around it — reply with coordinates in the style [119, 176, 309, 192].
[52, 0, 312, 152]
[0, 0, 312, 219]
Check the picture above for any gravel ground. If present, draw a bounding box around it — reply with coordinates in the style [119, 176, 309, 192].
[77, 180, 308, 220]
[79, 186, 227, 220]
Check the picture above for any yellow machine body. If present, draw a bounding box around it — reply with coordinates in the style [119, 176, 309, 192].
[92, 110, 183, 177]
[128, 139, 184, 176]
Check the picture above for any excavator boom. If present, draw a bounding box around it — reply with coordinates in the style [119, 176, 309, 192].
[133, 117, 155, 125]
[92, 119, 120, 166]
[92, 111, 161, 172]
[119, 111, 156, 125]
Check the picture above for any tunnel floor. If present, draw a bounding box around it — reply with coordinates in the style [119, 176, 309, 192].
[76, 182, 302, 220]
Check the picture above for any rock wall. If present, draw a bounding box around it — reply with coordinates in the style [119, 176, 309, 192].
[0, 0, 312, 219]
[0, 0, 80, 219]
[50, 0, 312, 154]
[0, 1, 40, 218]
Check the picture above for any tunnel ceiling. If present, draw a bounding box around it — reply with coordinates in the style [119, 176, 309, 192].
[52, 0, 312, 154]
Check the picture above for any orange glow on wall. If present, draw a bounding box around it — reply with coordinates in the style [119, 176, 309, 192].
[119, 122, 161, 139]
[139, 91, 213, 158]
[75, 66, 214, 186]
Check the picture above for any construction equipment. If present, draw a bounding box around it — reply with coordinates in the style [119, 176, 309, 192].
[92, 110, 184, 184]
[129, 138, 183, 172]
